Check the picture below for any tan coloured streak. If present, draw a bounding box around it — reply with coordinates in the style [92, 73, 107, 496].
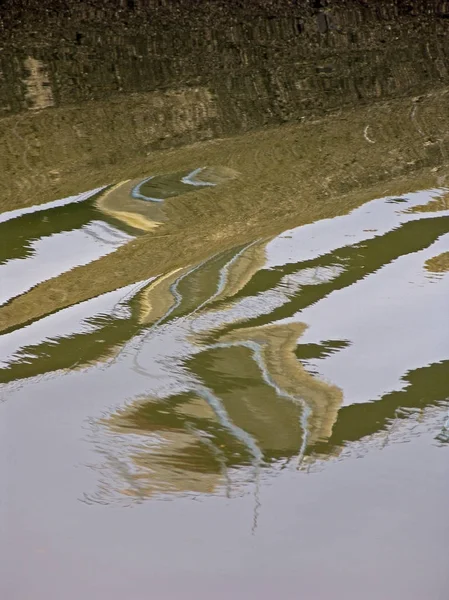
[138, 267, 187, 324]
[96, 180, 163, 231]
[406, 192, 449, 214]
[212, 241, 268, 304]
[221, 323, 343, 444]
[425, 251, 449, 273]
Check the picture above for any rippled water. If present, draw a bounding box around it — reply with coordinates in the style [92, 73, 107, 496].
[2, 169, 449, 597]
[2, 2, 449, 599]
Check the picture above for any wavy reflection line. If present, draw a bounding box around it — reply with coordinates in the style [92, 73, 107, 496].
[138, 268, 186, 324]
[436, 407, 449, 443]
[188, 386, 263, 530]
[208, 338, 311, 467]
[129, 250, 229, 377]
[180, 167, 217, 187]
[184, 421, 232, 498]
[128, 240, 267, 384]
[195, 386, 263, 463]
[128, 246, 337, 467]
[221, 321, 344, 450]
[96, 180, 162, 231]
[130, 167, 217, 203]
[131, 175, 160, 202]
[189, 239, 264, 317]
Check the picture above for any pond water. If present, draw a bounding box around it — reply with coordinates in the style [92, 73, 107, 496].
[1, 2, 449, 599]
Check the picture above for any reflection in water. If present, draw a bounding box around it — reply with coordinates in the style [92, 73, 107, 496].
[3, 82, 449, 337]
[132, 166, 237, 202]
[2, 5, 449, 597]
[96, 166, 239, 231]
[1, 183, 448, 502]
[407, 192, 449, 214]
[425, 251, 449, 273]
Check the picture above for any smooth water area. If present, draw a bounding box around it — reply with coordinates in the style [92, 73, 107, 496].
[1, 2, 449, 599]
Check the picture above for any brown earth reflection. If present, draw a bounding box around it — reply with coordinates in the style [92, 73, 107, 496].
[2, 86, 449, 336]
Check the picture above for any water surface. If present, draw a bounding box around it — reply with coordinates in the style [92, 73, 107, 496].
[1, 3, 449, 599]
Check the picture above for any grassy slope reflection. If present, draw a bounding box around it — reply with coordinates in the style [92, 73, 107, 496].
[0, 189, 143, 267]
[310, 360, 449, 458]
[7, 207, 448, 384]
[228, 215, 449, 331]
[101, 359, 449, 498]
